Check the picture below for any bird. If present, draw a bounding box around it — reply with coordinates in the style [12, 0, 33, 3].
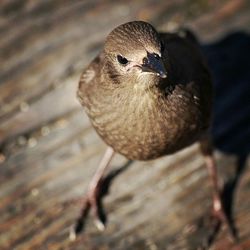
[72, 21, 234, 242]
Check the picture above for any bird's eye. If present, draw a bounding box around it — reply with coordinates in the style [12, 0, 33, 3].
[117, 55, 128, 65]
[153, 53, 160, 60]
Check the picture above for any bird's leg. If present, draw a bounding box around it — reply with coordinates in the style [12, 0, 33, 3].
[204, 155, 226, 219]
[203, 152, 236, 242]
[199, 136, 236, 243]
[70, 147, 115, 240]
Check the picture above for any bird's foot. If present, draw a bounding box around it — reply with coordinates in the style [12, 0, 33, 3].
[69, 180, 106, 241]
[191, 195, 238, 249]
[211, 193, 237, 243]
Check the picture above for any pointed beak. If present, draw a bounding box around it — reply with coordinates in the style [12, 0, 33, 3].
[141, 52, 167, 78]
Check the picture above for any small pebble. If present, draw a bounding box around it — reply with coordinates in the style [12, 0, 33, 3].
[28, 138, 37, 148]
[20, 102, 29, 112]
[41, 126, 50, 136]
[31, 188, 39, 197]
[55, 119, 68, 129]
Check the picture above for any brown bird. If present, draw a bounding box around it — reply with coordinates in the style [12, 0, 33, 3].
[72, 21, 233, 241]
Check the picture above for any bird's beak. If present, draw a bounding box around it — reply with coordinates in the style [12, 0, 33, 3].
[141, 52, 167, 78]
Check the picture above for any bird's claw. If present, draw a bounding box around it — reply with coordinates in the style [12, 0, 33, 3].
[69, 186, 106, 240]
[212, 195, 237, 243]
[69, 227, 77, 242]
[94, 218, 106, 231]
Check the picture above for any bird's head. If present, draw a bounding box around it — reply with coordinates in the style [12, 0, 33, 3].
[103, 21, 167, 87]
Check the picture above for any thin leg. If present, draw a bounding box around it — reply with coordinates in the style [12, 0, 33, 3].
[200, 137, 236, 242]
[204, 155, 223, 213]
[70, 147, 115, 241]
[204, 155, 224, 216]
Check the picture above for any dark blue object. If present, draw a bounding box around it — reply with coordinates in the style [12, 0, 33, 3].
[202, 32, 250, 155]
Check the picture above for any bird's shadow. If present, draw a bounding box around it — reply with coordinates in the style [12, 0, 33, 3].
[95, 160, 133, 226]
[194, 31, 250, 248]
[73, 32, 250, 249]
[96, 33, 250, 248]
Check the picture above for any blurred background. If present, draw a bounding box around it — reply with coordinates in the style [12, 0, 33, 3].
[0, 0, 250, 249]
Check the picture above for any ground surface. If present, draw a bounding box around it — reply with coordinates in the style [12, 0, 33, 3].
[0, 1, 250, 249]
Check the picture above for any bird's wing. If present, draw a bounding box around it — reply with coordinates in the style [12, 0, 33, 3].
[159, 29, 210, 82]
[77, 52, 104, 108]
[159, 29, 213, 128]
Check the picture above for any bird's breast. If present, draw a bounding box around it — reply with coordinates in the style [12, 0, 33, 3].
[86, 86, 209, 160]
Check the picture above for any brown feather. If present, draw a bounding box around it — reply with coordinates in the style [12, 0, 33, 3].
[77, 22, 213, 160]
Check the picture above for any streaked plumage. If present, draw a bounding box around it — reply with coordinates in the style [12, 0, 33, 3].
[77, 21, 213, 160]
